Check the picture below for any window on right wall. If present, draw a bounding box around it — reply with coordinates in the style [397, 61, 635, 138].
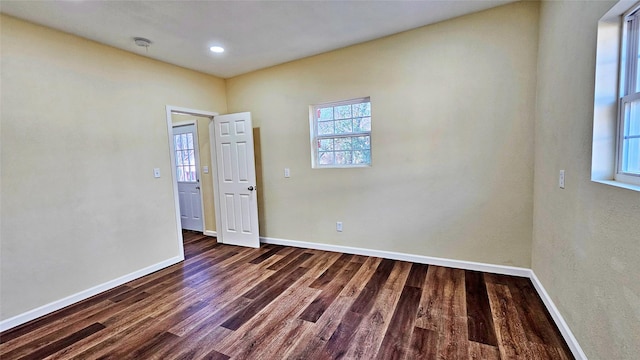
[616, 7, 640, 185]
[593, 2, 640, 191]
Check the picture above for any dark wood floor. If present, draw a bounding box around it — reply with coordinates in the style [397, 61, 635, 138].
[0, 231, 573, 360]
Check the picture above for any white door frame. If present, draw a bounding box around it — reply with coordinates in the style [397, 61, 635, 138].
[172, 121, 205, 232]
[165, 105, 219, 259]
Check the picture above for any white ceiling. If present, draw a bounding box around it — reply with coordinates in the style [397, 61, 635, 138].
[0, 0, 516, 78]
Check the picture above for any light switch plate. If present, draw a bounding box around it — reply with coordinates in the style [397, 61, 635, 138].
[559, 170, 565, 189]
[284, 168, 290, 178]
[203, 166, 209, 174]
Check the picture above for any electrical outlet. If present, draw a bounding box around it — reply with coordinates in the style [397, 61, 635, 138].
[559, 170, 565, 189]
[153, 168, 161, 178]
[284, 168, 290, 178]
[336, 221, 343, 232]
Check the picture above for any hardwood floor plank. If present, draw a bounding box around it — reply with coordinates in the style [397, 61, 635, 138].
[248, 245, 284, 264]
[299, 261, 363, 323]
[309, 253, 354, 289]
[507, 276, 574, 358]
[407, 327, 439, 360]
[436, 268, 468, 360]
[465, 270, 498, 346]
[3, 323, 105, 360]
[349, 258, 395, 315]
[218, 287, 318, 359]
[266, 247, 306, 271]
[123, 331, 181, 359]
[242, 252, 314, 299]
[405, 263, 429, 289]
[375, 285, 422, 360]
[487, 282, 533, 359]
[283, 257, 382, 360]
[221, 266, 309, 330]
[344, 261, 410, 360]
[320, 310, 364, 359]
[415, 265, 447, 331]
[232, 253, 338, 359]
[468, 340, 501, 360]
[200, 348, 231, 360]
[49, 317, 157, 360]
[0, 284, 130, 346]
[214, 252, 332, 359]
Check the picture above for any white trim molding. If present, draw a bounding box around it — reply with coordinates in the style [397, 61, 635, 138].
[529, 272, 587, 359]
[260, 236, 587, 360]
[204, 230, 218, 237]
[260, 236, 530, 277]
[0, 256, 183, 332]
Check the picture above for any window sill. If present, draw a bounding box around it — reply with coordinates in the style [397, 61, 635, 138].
[313, 164, 371, 169]
[592, 179, 640, 192]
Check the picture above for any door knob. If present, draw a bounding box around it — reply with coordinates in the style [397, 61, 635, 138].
[248, 186, 255, 191]
[196, 186, 200, 190]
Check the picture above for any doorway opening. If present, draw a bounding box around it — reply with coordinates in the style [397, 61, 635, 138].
[165, 106, 261, 259]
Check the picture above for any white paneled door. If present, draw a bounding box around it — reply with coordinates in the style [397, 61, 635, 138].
[173, 124, 203, 232]
[211, 112, 260, 248]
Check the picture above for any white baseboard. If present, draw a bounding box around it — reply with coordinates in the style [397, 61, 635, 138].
[0, 256, 183, 332]
[260, 236, 586, 359]
[260, 236, 531, 277]
[529, 271, 587, 359]
[204, 230, 217, 237]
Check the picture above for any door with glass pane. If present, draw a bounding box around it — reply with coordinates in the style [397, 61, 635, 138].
[173, 124, 203, 231]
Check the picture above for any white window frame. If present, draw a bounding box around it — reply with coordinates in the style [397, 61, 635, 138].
[309, 97, 372, 168]
[616, 5, 640, 185]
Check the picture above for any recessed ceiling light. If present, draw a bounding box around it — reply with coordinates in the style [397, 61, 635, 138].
[210, 46, 225, 53]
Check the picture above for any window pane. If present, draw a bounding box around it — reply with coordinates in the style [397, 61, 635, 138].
[354, 117, 371, 132]
[175, 134, 182, 151]
[352, 136, 370, 150]
[318, 121, 334, 135]
[636, 20, 640, 92]
[335, 137, 352, 150]
[622, 100, 640, 174]
[352, 102, 371, 117]
[353, 150, 371, 165]
[335, 120, 353, 134]
[317, 107, 334, 121]
[622, 138, 640, 173]
[188, 150, 195, 166]
[187, 133, 194, 150]
[334, 105, 352, 119]
[335, 151, 353, 165]
[318, 152, 334, 165]
[177, 167, 185, 182]
[181, 134, 188, 151]
[318, 139, 334, 151]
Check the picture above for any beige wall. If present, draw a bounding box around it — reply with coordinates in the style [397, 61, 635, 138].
[533, 1, 640, 359]
[226, 1, 539, 267]
[171, 114, 217, 233]
[0, 15, 227, 320]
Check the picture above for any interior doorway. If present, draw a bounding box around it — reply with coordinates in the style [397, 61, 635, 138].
[165, 105, 261, 260]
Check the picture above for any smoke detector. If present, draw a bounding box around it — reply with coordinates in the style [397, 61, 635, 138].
[133, 37, 152, 48]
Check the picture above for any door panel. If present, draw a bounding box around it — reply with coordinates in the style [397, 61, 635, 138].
[212, 112, 260, 248]
[173, 124, 203, 232]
